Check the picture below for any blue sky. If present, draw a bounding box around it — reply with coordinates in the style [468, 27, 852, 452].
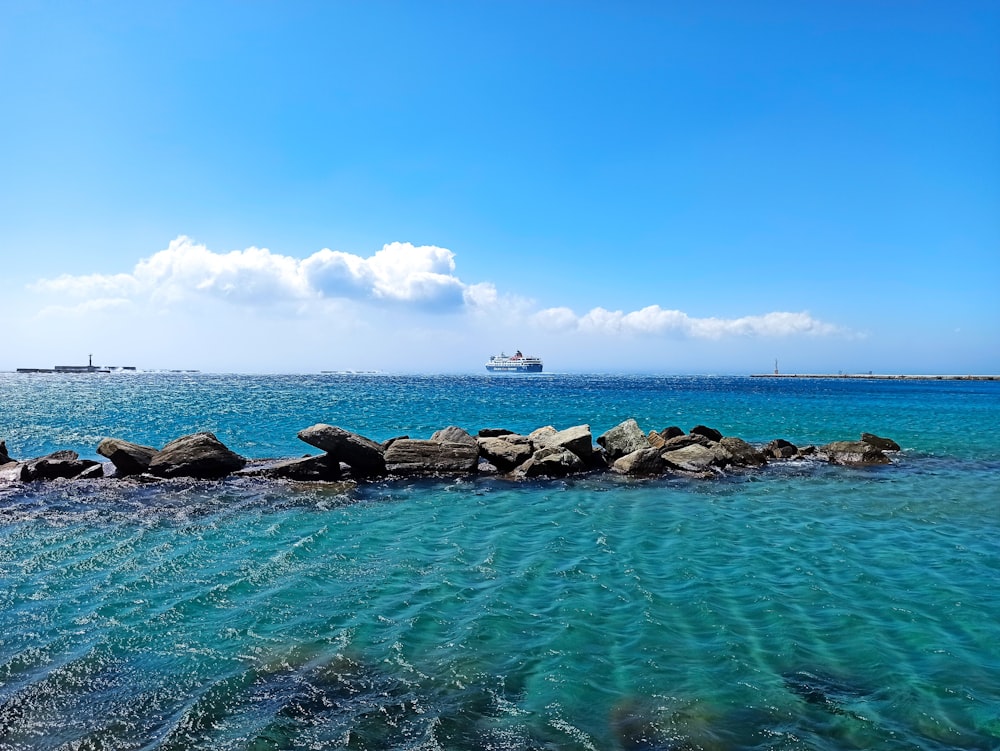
[2, 0, 997, 374]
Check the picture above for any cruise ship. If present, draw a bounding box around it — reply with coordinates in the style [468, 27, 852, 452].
[485, 350, 543, 373]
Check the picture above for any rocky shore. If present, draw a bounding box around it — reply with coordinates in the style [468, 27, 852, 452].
[0, 419, 901, 485]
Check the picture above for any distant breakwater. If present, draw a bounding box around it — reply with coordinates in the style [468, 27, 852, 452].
[751, 373, 1000, 381]
[0, 418, 902, 486]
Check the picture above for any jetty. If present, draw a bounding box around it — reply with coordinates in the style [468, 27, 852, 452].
[750, 373, 999, 381]
[16, 354, 136, 374]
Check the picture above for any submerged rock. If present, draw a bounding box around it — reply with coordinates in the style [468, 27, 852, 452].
[148, 432, 247, 479]
[820, 440, 891, 466]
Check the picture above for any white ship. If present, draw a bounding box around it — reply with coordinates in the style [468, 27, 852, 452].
[485, 350, 543, 373]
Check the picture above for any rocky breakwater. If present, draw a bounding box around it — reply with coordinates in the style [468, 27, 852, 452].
[0, 421, 901, 486]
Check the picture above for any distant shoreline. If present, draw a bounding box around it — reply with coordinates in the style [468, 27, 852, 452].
[750, 373, 1000, 381]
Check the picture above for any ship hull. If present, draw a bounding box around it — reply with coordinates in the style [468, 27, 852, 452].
[485, 363, 543, 373]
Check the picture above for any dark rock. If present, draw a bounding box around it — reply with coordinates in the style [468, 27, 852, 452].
[764, 438, 798, 459]
[0, 440, 13, 466]
[660, 426, 685, 440]
[597, 419, 649, 461]
[240, 454, 342, 481]
[23, 450, 101, 481]
[148, 432, 247, 479]
[820, 441, 890, 466]
[477, 436, 533, 472]
[719, 436, 768, 467]
[381, 436, 408, 451]
[861, 432, 900, 452]
[611, 447, 664, 476]
[477, 428, 514, 438]
[690, 424, 723, 442]
[430, 426, 478, 447]
[75, 464, 105, 480]
[518, 446, 585, 477]
[297, 424, 386, 476]
[384, 439, 479, 474]
[97, 437, 158, 476]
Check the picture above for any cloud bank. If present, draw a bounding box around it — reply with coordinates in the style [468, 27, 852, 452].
[31, 235, 844, 340]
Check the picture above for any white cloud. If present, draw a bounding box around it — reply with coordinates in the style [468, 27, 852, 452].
[27, 236, 849, 346]
[536, 304, 842, 339]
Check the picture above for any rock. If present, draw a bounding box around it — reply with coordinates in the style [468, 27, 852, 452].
[75, 464, 105, 480]
[23, 450, 101, 481]
[660, 426, 685, 440]
[97, 437, 158, 476]
[518, 446, 585, 478]
[764, 438, 798, 459]
[597, 419, 650, 461]
[239, 454, 342, 481]
[820, 441, 890, 466]
[661, 443, 731, 472]
[527, 426, 557, 446]
[647, 430, 665, 449]
[383, 439, 479, 474]
[297, 424, 386, 476]
[477, 435, 533, 472]
[148, 432, 247, 479]
[545, 425, 594, 461]
[0, 462, 27, 483]
[690, 424, 723, 442]
[477, 428, 514, 438]
[861, 433, 900, 452]
[719, 436, 768, 467]
[0, 440, 13, 466]
[430, 426, 478, 447]
[611, 447, 664, 476]
[661, 433, 713, 451]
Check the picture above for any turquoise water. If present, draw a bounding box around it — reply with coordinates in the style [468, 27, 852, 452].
[1, 374, 998, 749]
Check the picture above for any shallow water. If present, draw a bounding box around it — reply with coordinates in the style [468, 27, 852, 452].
[1, 374, 998, 749]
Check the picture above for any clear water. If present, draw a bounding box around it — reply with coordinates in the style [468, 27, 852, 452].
[1, 373, 998, 750]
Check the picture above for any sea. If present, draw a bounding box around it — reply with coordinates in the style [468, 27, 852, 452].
[0, 372, 997, 751]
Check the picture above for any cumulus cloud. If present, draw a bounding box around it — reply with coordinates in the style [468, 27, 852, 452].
[536, 305, 842, 339]
[28, 236, 848, 341]
[32, 236, 474, 311]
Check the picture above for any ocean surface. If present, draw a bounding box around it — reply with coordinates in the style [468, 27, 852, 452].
[0, 373, 998, 750]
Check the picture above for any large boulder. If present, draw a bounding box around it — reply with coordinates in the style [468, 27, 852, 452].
[297, 424, 385, 476]
[477, 435, 533, 472]
[598, 419, 649, 461]
[861, 433, 900, 452]
[97, 438, 158, 476]
[518, 446, 585, 478]
[148, 432, 247, 479]
[719, 437, 768, 467]
[23, 450, 102, 481]
[661, 443, 731, 472]
[820, 441, 890, 466]
[527, 426, 557, 447]
[544, 425, 594, 461]
[611, 447, 664, 476]
[430, 426, 478, 447]
[384, 439, 479, 475]
[661, 433, 713, 451]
